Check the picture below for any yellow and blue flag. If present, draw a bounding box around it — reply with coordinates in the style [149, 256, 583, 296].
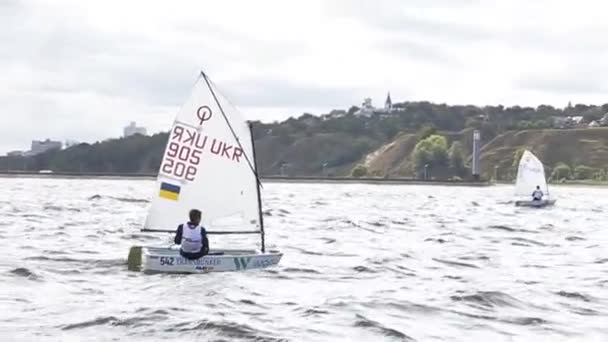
[159, 182, 181, 201]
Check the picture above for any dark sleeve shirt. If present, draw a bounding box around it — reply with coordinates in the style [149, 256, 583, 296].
[174, 224, 184, 244]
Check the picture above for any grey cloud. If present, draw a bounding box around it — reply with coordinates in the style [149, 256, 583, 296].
[1, 2, 304, 109]
[517, 66, 608, 95]
[221, 78, 363, 108]
[330, 0, 490, 42]
[380, 37, 460, 65]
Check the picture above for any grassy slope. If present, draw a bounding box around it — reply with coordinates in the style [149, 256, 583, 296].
[362, 129, 474, 177]
[363, 127, 608, 178]
[480, 127, 608, 178]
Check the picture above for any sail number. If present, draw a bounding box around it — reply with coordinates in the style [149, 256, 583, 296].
[159, 124, 246, 182]
[160, 257, 175, 266]
[161, 142, 200, 181]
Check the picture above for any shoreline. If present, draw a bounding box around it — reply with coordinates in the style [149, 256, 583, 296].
[0, 171, 491, 186]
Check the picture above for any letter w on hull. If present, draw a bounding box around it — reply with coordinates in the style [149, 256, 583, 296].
[233, 257, 251, 270]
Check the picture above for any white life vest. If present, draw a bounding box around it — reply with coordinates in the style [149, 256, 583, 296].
[532, 190, 543, 200]
[181, 223, 203, 253]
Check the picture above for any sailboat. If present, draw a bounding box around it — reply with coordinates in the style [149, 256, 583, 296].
[514, 150, 556, 208]
[127, 71, 282, 273]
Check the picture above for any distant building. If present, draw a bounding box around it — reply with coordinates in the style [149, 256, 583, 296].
[29, 139, 62, 156]
[552, 116, 584, 129]
[570, 116, 585, 127]
[355, 98, 375, 117]
[7, 151, 25, 157]
[589, 120, 600, 128]
[355, 92, 400, 117]
[384, 92, 392, 112]
[123, 122, 147, 137]
[552, 116, 569, 129]
[65, 140, 80, 148]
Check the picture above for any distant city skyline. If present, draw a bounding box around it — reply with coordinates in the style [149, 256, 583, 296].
[2, 0, 608, 154]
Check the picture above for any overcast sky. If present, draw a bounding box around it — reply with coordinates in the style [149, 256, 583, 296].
[2, 0, 608, 153]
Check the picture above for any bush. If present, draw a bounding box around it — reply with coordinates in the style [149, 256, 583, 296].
[573, 165, 595, 180]
[448, 141, 466, 176]
[593, 169, 606, 181]
[413, 134, 448, 171]
[551, 162, 571, 181]
[351, 164, 368, 178]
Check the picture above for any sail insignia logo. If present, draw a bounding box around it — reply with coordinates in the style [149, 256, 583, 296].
[196, 106, 213, 126]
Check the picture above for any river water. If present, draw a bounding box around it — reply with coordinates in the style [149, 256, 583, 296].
[0, 178, 606, 341]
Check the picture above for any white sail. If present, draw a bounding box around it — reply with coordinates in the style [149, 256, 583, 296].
[514, 150, 548, 197]
[145, 73, 260, 232]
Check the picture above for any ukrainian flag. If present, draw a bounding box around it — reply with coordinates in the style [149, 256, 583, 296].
[159, 182, 181, 201]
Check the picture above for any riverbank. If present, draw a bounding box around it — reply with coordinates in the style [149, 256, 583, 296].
[493, 179, 608, 187]
[0, 171, 491, 186]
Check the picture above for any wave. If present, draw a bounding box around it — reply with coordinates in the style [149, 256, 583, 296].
[62, 316, 120, 330]
[450, 291, 525, 309]
[43, 205, 81, 212]
[25, 255, 125, 268]
[288, 246, 323, 256]
[110, 196, 150, 203]
[354, 314, 416, 341]
[565, 236, 586, 241]
[425, 237, 448, 243]
[9, 267, 40, 280]
[432, 258, 479, 269]
[508, 237, 546, 247]
[449, 309, 547, 326]
[165, 319, 286, 341]
[87, 194, 149, 203]
[352, 265, 378, 273]
[555, 291, 592, 302]
[283, 267, 321, 274]
[301, 308, 330, 317]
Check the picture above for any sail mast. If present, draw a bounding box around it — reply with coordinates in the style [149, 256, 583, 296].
[199, 70, 265, 251]
[249, 122, 266, 252]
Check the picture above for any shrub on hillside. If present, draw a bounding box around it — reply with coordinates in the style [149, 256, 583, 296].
[413, 134, 448, 171]
[448, 141, 466, 176]
[574, 165, 595, 180]
[551, 163, 571, 181]
[351, 164, 368, 178]
[593, 169, 606, 181]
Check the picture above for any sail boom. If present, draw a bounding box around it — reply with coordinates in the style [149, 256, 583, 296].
[141, 229, 262, 235]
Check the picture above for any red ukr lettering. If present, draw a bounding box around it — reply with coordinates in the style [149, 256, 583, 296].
[190, 150, 201, 165]
[232, 148, 243, 162]
[183, 129, 196, 146]
[167, 142, 179, 157]
[172, 126, 184, 142]
[221, 143, 233, 159]
[178, 146, 191, 161]
[210, 139, 222, 155]
[195, 135, 207, 149]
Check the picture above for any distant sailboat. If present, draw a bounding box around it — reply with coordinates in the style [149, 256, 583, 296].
[514, 150, 556, 208]
[127, 71, 282, 273]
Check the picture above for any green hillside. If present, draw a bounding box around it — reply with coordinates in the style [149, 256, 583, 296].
[2, 100, 608, 180]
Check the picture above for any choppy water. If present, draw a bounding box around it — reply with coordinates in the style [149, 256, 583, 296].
[0, 178, 607, 341]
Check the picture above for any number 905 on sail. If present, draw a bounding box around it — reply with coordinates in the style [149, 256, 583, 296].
[161, 142, 200, 181]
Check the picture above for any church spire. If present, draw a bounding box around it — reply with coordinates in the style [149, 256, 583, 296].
[384, 91, 392, 111]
